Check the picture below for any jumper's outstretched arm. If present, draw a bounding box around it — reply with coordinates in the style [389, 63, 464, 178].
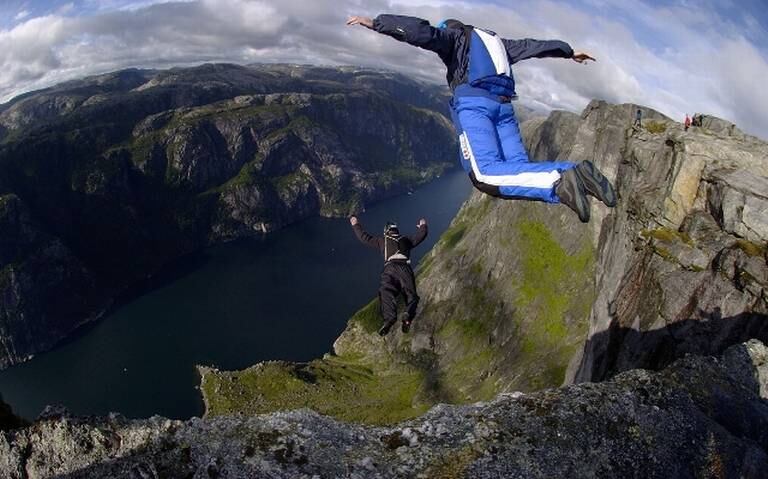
[346, 15, 373, 29]
[572, 52, 596, 63]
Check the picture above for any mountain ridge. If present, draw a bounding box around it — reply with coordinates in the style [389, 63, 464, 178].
[0, 63, 457, 369]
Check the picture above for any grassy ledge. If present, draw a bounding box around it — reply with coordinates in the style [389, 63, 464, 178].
[199, 356, 431, 425]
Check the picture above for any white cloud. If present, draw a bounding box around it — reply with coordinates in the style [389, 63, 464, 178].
[14, 10, 30, 21]
[0, 0, 766, 139]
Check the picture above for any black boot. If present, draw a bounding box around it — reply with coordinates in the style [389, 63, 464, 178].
[378, 319, 396, 336]
[401, 319, 412, 333]
[556, 168, 590, 223]
[574, 161, 617, 207]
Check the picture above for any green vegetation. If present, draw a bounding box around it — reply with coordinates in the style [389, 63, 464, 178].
[641, 228, 703, 266]
[734, 239, 767, 257]
[438, 316, 488, 351]
[423, 446, 482, 479]
[200, 356, 430, 425]
[349, 299, 380, 334]
[175, 101, 293, 127]
[318, 170, 358, 216]
[441, 223, 467, 250]
[434, 197, 494, 253]
[415, 252, 436, 277]
[645, 121, 668, 134]
[201, 205, 596, 423]
[230, 161, 262, 188]
[444, 347, 497, 401]
[513, 220, 594, 388]
[651, 246, 676, 263]
[128, 130, 166, 167]
[641, 228, 693, 246]
[271, 169, 310, 194]
[377, 166, 424, 186]
[264, 114, 314, 142]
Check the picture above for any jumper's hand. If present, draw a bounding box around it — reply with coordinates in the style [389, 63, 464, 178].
[349, 216, 359, 226]
[417, 218, 427, 227]
[347, 16, 374, 29]
[572, 52, 596, 64]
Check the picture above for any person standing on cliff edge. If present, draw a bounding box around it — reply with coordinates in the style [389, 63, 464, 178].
[347, 14, 616, 223]
[350, 216, 428, 336]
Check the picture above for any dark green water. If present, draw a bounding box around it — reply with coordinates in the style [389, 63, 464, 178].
[0, 170, 472, 420]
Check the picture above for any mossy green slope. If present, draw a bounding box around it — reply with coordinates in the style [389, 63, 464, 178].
[202, 192, 597, 424]
[200, 357, 430, 425]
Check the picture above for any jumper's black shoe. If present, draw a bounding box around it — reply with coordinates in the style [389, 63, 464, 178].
[401, 319, 412, 333]
[574, 161, 617, 207]
[556, 168, 590, 223]
[378, 320, 396, 336]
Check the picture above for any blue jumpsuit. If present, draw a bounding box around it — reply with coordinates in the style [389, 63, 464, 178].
[373, 15, 576, 203]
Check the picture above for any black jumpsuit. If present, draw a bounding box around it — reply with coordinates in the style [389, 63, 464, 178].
[352, 223, 428, 326]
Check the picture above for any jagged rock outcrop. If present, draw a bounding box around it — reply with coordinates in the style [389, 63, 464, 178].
[3, 340, 768, 478]
[0, 64, 456, 368]
[565, 102, 768, 382]
[201, 100, 768, 430]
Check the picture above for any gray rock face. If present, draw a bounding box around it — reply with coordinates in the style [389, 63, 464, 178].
[552, 101, 768, 382]
[707, 169, 768, 241]
[355, 99, 768, 397]
[2, 340, 767, 478]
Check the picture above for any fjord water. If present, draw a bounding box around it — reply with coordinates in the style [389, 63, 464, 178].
[0, 170, 472, 420]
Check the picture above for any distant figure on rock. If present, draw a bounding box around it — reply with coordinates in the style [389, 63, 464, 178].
[347, 14, 616, 223]
[684, 114, 691, 131]
[634, 108, 642, 128]
[350, 216, 428, 336]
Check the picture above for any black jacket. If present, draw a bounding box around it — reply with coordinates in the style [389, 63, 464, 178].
[373, 14, 574, 91]
[352, 223, 428, 263]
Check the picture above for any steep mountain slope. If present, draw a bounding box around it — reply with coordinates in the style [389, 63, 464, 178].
[0, 64, 457, 368]
[201, 101, 768, 426]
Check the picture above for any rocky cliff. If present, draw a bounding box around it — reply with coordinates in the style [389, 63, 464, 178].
[201, 101, 768, 429]
[2, 340, 767, 478]
[566, 103, 768, 382]
[0, 64, 457, 369]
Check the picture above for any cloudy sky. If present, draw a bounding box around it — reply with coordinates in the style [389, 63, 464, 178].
[1, 0, 767, 138]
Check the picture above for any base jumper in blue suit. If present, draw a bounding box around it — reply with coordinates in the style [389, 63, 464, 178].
[347, 15, 617, 222]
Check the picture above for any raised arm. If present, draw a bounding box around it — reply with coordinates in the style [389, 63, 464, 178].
[502, 38, 575, 64]
[347, 14, 457, 58]
[350, 216, 382, 251]
[408, 218, 428, 247]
